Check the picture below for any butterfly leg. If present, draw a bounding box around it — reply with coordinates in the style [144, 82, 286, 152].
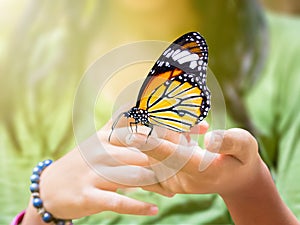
[129, 121, 139, 134]
[144, 123, 153, 140]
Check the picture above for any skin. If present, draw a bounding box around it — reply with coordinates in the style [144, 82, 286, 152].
[122, 125, 300, 225]
[22, 121, 168, 224]
[22, 120, 299, 225]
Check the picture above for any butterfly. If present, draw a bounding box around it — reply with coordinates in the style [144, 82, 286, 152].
[109, 32, 210, 141]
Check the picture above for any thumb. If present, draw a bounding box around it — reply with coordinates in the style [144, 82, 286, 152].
[204, 129, 258, 164]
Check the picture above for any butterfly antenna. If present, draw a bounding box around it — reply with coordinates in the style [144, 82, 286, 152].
[108, 112, 125, 142]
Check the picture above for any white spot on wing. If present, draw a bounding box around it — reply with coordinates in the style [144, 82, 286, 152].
[172, 50, 190, 60]
[190, 61, 197, 69]
[177, 54, 199, 64]
[166, 50, 174, 58]
[163, 48, 171, 56]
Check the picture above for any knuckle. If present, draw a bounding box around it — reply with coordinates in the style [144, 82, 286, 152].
[238, 129, 258, 152]
[223, 130, 236, 149]
[226, 128, 259, 159]
[226, 128, 253, 147]
[79, 188, 92, 206]
[109, 195, 122, 210]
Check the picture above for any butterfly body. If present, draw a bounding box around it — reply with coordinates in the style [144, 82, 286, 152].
[123, 107, 153, 137]
[109, 32, 210, 141]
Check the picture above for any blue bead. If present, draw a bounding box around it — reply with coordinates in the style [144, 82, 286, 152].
[32, 166, 42, 175]
[32, 198, 43, 208]
[37, 161, 45, 170]
[30, 183, 39, 193]
[44, 159, 53, 167]
[56, 220, 66, 225]
[42, 212, 53, 223]
[30, 174, 40, 183]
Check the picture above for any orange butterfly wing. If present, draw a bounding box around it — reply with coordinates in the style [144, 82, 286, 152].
[109, 32, 210, 141]
[135, 32, 210, 132]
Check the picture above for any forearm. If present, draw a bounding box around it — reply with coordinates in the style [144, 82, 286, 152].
[221, 159, 299, 225]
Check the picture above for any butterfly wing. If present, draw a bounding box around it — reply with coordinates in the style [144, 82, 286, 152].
[136, 32, 210, 132]
[146, 73, 210, 132]
[136, 32, 208, 107]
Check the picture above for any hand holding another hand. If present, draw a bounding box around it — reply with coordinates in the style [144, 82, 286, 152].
[23, 119, 299, 225]
[118, 122, 298, 225]
[120, 122, 261, 197]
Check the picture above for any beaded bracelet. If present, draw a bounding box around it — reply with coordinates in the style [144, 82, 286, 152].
[30, 160, 73, 225]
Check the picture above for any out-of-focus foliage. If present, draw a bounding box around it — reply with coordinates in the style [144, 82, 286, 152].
[246, 14, 300, 216]
[261, 0, 300, 15]
[196, 0, 268, 134]
[0, 1, 109, 222]
[0, 1, 109, 156]
[1, 0, 300, 224]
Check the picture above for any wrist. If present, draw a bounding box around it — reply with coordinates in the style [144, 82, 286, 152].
[22, 199, 47, 225]
[23, 160, 73, 225]
[220, 158, 299, 225]
[220, 157, 268, 200]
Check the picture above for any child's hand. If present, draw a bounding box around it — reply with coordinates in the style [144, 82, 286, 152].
[124, 124, 261, 196]
[23, 120, 173, 224]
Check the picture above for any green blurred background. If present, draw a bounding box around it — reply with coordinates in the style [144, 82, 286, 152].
[1, 0, 300, 224]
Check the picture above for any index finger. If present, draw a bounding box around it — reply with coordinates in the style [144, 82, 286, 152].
[189, 121, 210, 134]
[127, 134, 200, 173]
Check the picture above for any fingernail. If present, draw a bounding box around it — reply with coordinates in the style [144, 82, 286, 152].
[199, 120, 209, 130]
[206, 130, 223, 152]
[125, 134, 146, 146]
[167, 193, 176, 198]
[148, 206, 159, 215]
